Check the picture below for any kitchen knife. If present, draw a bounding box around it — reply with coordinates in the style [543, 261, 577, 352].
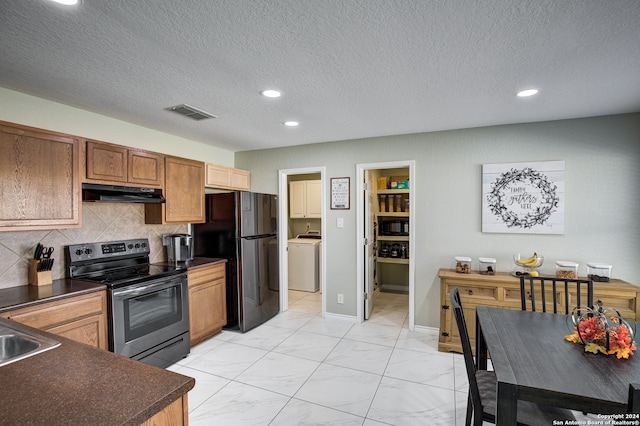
[34, 243, 43, 260]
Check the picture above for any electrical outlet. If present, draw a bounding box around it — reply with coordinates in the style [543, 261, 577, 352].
[337, 294, 344, 304]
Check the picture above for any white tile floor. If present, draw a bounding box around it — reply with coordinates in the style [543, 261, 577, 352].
[168, 290, 470, 425]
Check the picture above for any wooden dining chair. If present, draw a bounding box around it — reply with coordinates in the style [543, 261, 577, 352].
[450, 287, 576, 426]
[519, 276, 594, 314]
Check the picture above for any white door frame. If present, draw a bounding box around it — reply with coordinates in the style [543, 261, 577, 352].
[356, 160, 415, 330]
[278, 167, 327, 315]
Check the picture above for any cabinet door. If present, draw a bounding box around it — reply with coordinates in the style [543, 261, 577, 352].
[0, 121, 80, 231]
[47, 314, 107, 350]
[205, 163, 231, 188]
[128, 149, 164, 187]
[150, 156, 205, 224]
[306, 180, 322, 218]
[86, 140, 128, 183]
[205, 164, 251, 190]
[230, 168, 250, 191]
[289, 181, 306, 218]
[188, 263, 226, 346]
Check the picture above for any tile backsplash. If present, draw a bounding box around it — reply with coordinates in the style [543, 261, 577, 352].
[0, 203, 187, 290]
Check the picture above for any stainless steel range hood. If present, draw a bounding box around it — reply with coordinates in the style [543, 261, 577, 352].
[82, 183, 165, 203]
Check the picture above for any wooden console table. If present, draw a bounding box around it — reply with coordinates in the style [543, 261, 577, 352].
[438, 268, 639, 354]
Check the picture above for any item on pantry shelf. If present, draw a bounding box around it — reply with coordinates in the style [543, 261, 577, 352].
[455, 256, 472, 274]
[403, 198, 410, 213]
[379, 195, 386, 212]
[556, 261, 578, 279]
[395, 194, 403, 212]
[478, 257, 496, 275]
[377, 177, 388, 190]
[587, 262, 612, 282]
[390, 175, 409, 189]
[387, 195, 394, 212]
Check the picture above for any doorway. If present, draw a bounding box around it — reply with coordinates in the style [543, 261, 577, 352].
[278, 167, 326, 316]
[356, 161, 415, 330]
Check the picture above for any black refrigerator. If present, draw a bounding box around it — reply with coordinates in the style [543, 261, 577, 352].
[193, 192, 279, 332]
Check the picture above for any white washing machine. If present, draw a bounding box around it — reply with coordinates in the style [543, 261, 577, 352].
[288, 237, 321, 292]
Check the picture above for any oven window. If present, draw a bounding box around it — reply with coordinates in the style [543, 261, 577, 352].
[123, 284, 183, 342]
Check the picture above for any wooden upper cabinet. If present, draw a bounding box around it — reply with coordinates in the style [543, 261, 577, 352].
[205, 163, 250, 191]
[85, 140, 163, 187]
[145, 156, 205, 224]
[128, 149, 164, 186]
[86, 140, 128, 183]
[0, 121, 81, 231]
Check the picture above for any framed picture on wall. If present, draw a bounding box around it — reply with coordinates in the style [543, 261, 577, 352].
[482, 160, 565, 234]
[330, 177, 350, 210]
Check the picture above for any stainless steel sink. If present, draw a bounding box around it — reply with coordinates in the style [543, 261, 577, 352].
[0, 322, 60, 367]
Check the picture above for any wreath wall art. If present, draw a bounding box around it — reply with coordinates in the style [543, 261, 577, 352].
[482, 161, 565, 234]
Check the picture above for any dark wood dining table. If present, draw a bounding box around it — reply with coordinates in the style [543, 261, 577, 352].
[475, 306, 640, 425]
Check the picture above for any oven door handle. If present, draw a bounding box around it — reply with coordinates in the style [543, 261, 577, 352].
[113, 277, 183, 298]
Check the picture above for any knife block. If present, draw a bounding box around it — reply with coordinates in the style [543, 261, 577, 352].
[29, 260, 52, 286]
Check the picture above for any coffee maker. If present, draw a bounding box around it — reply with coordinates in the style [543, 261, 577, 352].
[162, 234, 194, 263]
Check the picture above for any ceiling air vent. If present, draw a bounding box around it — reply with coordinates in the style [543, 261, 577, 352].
[166, 104, 216, 121]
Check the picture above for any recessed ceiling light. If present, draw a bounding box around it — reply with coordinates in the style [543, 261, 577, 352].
[49, 0, 79, 5]
[516, 89, 539, 97]
[283, 121, 299, 127]
[261, 89, 281, 98]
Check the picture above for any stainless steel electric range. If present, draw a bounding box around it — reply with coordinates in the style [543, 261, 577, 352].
[66, 238, 189, 368]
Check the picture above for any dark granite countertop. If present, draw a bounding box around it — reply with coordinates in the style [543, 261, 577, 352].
[0, 279, 106, 313]
[153, 257, 227, 270]
[0, 317, 195, 425]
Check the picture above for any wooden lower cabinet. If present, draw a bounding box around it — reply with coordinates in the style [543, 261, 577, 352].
[140, 395, 189, 426]
[438, 268, 640, 354]
[0, 291, 108, 350]
[188, 262, 227, 346]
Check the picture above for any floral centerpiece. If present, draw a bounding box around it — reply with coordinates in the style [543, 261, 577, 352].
[565, 306, 636, 359]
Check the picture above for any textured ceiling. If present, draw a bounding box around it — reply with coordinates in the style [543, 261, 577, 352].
[1, 0, 639, 152]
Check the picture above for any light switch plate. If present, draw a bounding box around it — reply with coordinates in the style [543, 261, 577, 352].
[337, 218, 344, 228]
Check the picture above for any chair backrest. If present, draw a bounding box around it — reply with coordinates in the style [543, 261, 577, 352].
[629, 383, 640, 413]
[450, 287, 483, 416]
[519, 276, 594, 314]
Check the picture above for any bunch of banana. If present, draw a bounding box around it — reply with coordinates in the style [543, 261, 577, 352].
[516, 252, 541, 267]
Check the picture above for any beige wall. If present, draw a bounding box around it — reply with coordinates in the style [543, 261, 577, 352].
[237, 113, 640, 328]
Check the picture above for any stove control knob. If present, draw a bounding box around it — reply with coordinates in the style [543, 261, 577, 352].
[141, 242, 147, 248]
[84, 248, 92, 255]
[135, 243, 140, 249]
[75, 249, 83, 256]
[128, 244, 134, 249]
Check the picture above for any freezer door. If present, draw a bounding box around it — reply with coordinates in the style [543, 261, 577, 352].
[239, 192, 277, 238]
[239, 235, 279, 331]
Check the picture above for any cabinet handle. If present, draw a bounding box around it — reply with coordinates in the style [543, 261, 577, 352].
[467, 289, 473, 295]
